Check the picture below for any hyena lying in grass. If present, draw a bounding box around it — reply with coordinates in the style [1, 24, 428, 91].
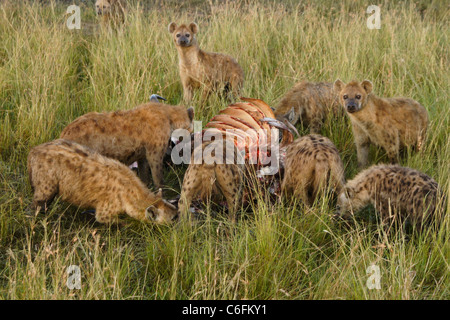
[334, 80, 428, 167]
[274, 82, 340, 134]
[168, 22, 244, 102]
[282, 134, 345, 206]
[178, 136, 245, 221]
[60, 102, 194, 188]
[27, 139, 178, 224]
[337, 164, 444, 228]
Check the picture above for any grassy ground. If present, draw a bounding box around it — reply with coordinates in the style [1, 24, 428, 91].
[0, 0, 449, 299]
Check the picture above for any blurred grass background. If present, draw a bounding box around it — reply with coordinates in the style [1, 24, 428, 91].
[0, 0, 448, 299]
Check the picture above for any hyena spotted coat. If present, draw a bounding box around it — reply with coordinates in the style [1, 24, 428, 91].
[274, 82, 340, 134]
[334, 80, 428, 167]
[282, 134, 345, 206]
[337, 164, 443, 227]
[168, 22, 244, 102]
[27, 139, 178, 224]
[178, 137, 245, 220]
[60, 102, 194, 188]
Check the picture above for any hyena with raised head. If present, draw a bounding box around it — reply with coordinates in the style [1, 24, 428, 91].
[334, 79, 428, 167]
[168, 22, 244, 102]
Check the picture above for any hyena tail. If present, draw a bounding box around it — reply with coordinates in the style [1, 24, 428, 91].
[313, 157, 345, 201]
[199, 165, 217, 201]
[417, 127, 427, 152]
[329, 157, 346, 196]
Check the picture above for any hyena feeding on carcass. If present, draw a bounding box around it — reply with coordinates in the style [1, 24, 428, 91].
[178, 135, 245, 221]
[281, 134, 346, 207]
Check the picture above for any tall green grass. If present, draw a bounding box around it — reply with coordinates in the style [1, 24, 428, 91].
[0, 0, 448, 299]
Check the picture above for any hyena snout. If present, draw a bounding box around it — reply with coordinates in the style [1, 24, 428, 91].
[96, 3, 110, 15]
[177, 36, 191, 47]
[146, 202, 179, 224]
[345, 100, 360, 113]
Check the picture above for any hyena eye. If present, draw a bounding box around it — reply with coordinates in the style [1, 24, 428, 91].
[343, 95, 348, 99]
[185, 34, 190, 38]
[356, 95, 361, 99]
[176, 34, 181, 38]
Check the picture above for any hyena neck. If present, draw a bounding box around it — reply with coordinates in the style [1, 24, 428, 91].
[166, 106, 187, 130]
[351, 95, 377, 122]
[177, 44, 200, 66]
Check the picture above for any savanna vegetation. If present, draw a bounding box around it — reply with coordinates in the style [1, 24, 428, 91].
[0, 0, 448, 299]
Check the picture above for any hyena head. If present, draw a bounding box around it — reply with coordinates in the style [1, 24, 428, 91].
[145, 189, 178, 224]
[168, 22, 198, 48]
[95, 0, 111, 16]
[334, 80, 373, 114]
[336, 187, 354, 220]
[276, 107, 299, 127]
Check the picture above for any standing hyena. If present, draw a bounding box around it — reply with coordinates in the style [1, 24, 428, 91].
[178, 137, 245, 221]
[95, 0, 127, 25]
[334, 79, 428, 168]
[336, 164, 444, 228]
[168, 22, 244, 103]
[60, 102, 194, 188]
[27, 139, 178, 224]
[274, 82, 341, 134]
[282, 134, 345, 206]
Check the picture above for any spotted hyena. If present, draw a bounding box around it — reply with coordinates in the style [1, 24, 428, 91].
[95, 0, 126, 24]
[334, 80, 428, 167]
[274, 82, 340, 134]
[60, 102, 194, 188]
[337, 164, 443, 228]
[178, 137, 245, 221]
[27, 139, 178, 224]
[282, 134, 345, 206]
[168, 22, 244, 102]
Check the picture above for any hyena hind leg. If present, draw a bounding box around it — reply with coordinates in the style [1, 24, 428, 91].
[137, 157, 151, 186]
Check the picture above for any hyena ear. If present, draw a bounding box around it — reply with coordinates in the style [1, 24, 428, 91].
[344, 187, 354, 199]
[145, 205, 157, 221]
[189, 22, 198, 34]
[187, 107, 195, 122]
[333, 79, 345, 94]
[286, 107, 296, 123]
[361, 80, 373, 94]
[168, 22, 177, 33]
[156, 188, 163, 198]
